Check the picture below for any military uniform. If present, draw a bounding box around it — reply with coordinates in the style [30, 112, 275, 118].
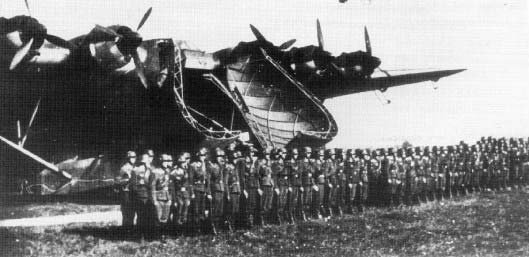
[151, 163, 174, 225]
[286, 149, 306, 222]
[189, 151, 211, 233]
[170, 156, 191, 227]
[358, 158, 369, 212]
[300, 149, 315, 217]
[404, 150, 417, 205]
[116, 151, 136, 229]
[130, 159, 152, 232]
[344, 151, 359, 213]
[272, 149, 289, 223]
[387, 155, 401, 207]
[244, 154, 263, 226]
[312, 150, 327, 218]
[224, 161, 239, 229]
[208, 154, 226, 230]
[259, 157, 274, 223]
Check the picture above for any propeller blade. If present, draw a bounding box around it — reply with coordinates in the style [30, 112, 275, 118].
[45, 34, 75, 49]
[9, 38, 33, 70]
[249, 24, 266, 42]
[136, 7, 152, 31]
[316, 19, 324, 50]
[279, 39, 296, 50]
[24, 0, 32, 16]
[132, 50, 148, 89]
[364, 26, 372, 55]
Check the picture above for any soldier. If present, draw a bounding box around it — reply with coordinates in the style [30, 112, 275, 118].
[300, 147, 315, 217]
[259, 148, 274, 224]
[395, 148, 407, 206]
[334, 148, 346, 216]
[358, 151, 369, 212]
[404, 148, 417, 205]
[324, 148, 338, 217]
[224, 151, 240, 230]
[189, 148, 212, 234]
[386, 150, 400, 208]
[344, 149, 359, 213]
[208, 148, 227, 232]
[422, 147, 434, 202]
[454, 146, 465, 197]
[244, 146, 263, 227]
[312, 149, 327, 219]
[231, 149, 248, 228]
[116, 151, 136, 230]
[144, 149, 156, 170]
[286, 148, 305, 222]
[272, 148, 289, 224]
[151, 154, 174, 228]
[446, 146, 457, 198]
[413, 147, 427, 204]
[436, 147, 447, 201]
[482, 146, 492, 191]
[364, 149, 378, 207]
[130, 153, 153, 234]
[170, 153, 191, 229]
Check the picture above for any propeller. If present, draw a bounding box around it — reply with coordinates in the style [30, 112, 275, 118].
[8, 1, 75, 70]
[249, 24, 296, 50]
[89, 7, 152, 88]
[364, 26, 372, 55]
[9, 38, 33, 70]
[316, 19, 324, 50]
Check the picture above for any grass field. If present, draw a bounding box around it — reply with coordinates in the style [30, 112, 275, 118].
[2, 188, 529, 257]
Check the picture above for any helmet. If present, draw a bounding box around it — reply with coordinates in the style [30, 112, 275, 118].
[144, 149, 155, 157]
[303, 146, 312, 157]
[160, 154, 173, 162]
[214, 149, 226, 158]
[197, 147, 208, 157]
[127, 151, 137, 158]
[325, 148, 336, 157]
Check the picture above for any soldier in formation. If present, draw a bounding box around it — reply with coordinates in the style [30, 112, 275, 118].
[114, 136, 529, 235]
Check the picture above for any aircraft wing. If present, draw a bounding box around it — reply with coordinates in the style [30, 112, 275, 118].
[318, 68, 466, 99]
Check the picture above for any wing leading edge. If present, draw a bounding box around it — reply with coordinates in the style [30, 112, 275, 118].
[317, 68, 466, 99]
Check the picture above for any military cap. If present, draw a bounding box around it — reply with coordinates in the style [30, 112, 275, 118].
[325, 148, 336, 157]
[317, 149, 325, 157]
[414, 146, 421, 154]
[290, 148, 299, 155]
[127, 151, 137, 158]
[423, 147, 430, 155]
[346, 149, 354, 156]
[380, 148, 386, 155]
[140, 153, 150, 163]
[177, 153, 188, 163]
[160, 154, 173, 162]
[303, 146, 312, 156]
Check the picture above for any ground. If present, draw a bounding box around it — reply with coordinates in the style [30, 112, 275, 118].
[2, 188, 529, 257]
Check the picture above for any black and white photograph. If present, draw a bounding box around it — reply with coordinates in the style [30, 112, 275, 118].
[0, 0, 528, 256]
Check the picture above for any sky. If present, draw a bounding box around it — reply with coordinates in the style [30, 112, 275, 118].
[1, 0, 528, 148]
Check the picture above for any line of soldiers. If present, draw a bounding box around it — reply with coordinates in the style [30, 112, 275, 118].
[115, 137, 529, 235]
